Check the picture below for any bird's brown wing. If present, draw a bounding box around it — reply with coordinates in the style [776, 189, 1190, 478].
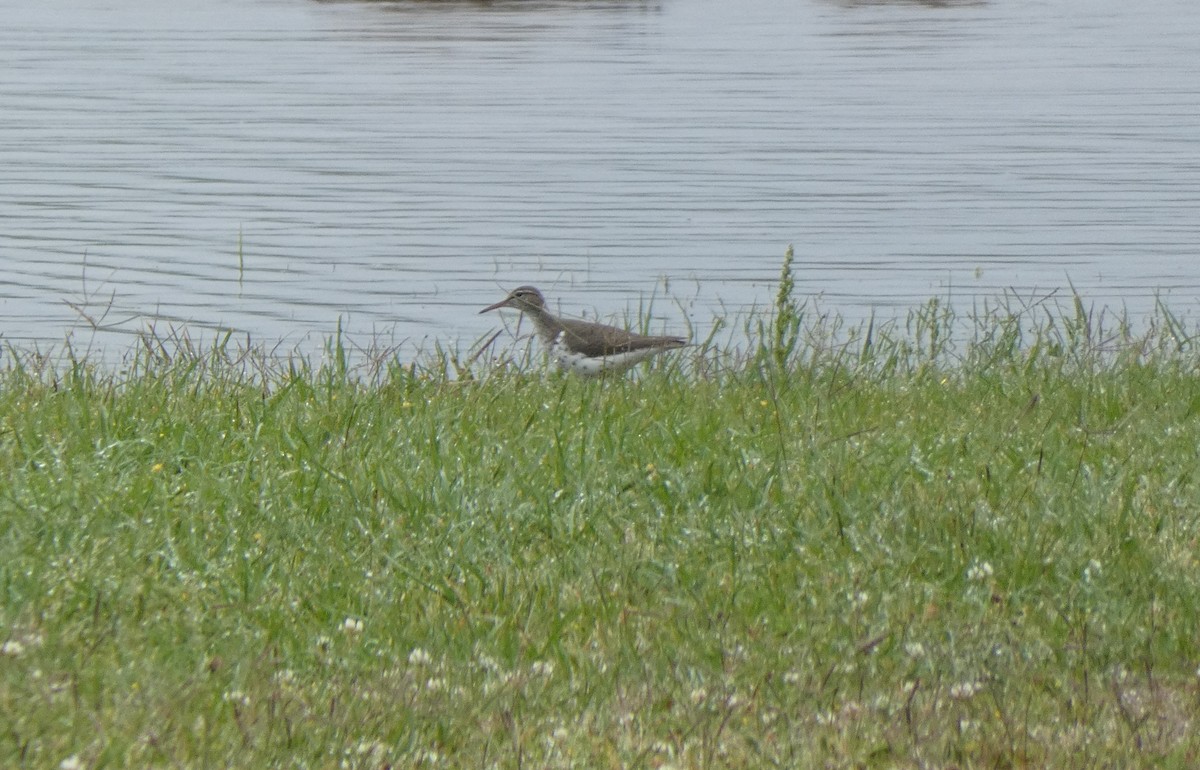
[559, 318, 686, 358]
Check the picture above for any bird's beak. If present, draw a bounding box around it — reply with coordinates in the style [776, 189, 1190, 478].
[479, 297, 511, 314]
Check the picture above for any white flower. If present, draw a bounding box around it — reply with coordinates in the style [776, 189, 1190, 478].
[530, 660, 555, 678]
[59, 757, 84, 770]
[476, 653, 501, 673]
[408, 648, 433, 666]
[966, 561, 994, 582]
[354, 739, 384, 756]
[1, 640, 25, 657]
[949, 680, 982, 700]
[341, 617, 364, 635]
[222, 689, 250, 706]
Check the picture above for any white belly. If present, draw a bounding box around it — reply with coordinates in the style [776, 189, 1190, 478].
[548, 335, 667, 376]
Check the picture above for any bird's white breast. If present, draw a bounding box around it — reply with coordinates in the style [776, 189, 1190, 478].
[547, 332, 665, 376]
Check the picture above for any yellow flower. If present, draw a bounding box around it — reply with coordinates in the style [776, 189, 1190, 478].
[151, 462, 164, 473]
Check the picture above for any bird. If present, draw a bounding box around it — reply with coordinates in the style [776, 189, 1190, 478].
[480, 285, 687, 376]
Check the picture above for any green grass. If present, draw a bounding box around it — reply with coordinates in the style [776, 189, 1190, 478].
[3, 256, 1200, 768]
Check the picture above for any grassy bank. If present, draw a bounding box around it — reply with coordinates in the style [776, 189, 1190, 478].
[3, 256, 1200, 768]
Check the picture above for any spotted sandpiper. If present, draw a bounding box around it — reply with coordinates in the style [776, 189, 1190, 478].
[480, 285, 687, 376]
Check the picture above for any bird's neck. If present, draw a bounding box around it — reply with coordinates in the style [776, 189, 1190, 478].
[525, 307, 563, 344]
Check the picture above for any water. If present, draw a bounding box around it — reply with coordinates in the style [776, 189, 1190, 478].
[1, 0, 1198, 361]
